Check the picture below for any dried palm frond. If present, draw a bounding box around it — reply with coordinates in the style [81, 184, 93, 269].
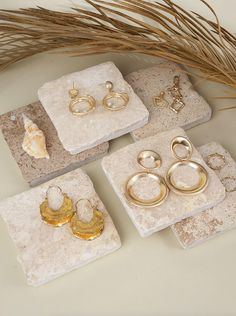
[0, 0, 236, 94]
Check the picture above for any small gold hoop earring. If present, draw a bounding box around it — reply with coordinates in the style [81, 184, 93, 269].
[102, 81, 129, 111]
[70, 199, 104, 240]
[166, 136, 208, 195]
[40, 186, 75, 227]
[68, 83, 96, 116]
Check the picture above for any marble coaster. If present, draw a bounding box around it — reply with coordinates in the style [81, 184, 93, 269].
[125, 61, 212, 141]
[172, 142, 236, 248]
[0, 169, 121, 286]
[0, 102, 109, 186]
[38, 61, 149, 154]
[102, 128, 225, 237]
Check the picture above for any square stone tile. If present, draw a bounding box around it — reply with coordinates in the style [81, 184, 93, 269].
[0, 169, 121, 286]
[102, 128, 225, 237]
[0, 102, 109, 186]
[38, 61, 149, 154]
[172, 142, 236, 248]
[125, 61, 212, 141]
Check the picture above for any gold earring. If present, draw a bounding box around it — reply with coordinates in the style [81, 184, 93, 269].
[206, 153, 226, 171]
[125, 150, 169, 208]
[168, 76, 185, 113]
[68, 83, 96, 116]
[102, 81, 129, 111]
[153, 91, 169, 108]
[166, 136, 208, 195]
[70, 199, 104, 240]
[40, 186, 75, 227]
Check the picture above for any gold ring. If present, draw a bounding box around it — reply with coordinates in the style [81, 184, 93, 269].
[125, 172, 169, 208]
[206, 153, 226, 171]
[137, 150, 162, 169]
[166, 160, 208, 195]
[171, 136, 193, 161]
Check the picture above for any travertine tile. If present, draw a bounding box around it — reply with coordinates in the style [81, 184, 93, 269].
[102, 128, 225, 237]
[0, 169, 121, 286]
[0, 102, 109, 186]
[38, 61, 149, 154]
[125, 61, 212, 141]
[172, 142, 236, 248]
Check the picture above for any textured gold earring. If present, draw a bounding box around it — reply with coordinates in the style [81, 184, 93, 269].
[40, 186, 75, 227]
[70, 199, 104, 240]
[102, 81, 129, 111]
[68, 83, 96, 116]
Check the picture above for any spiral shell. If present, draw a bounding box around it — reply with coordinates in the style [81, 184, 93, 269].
[22, 114, 49, 159]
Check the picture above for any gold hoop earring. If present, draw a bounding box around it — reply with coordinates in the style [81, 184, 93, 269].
[102, 81, 129, 111]
[166, 136, 208, 195]
[70, 199, 104, 240]
[40, 186, 75, 227]
[125, 150, 169, 208]
[68, 83, 96, 116]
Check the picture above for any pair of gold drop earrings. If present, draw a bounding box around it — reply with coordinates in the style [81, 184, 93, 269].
[68, 81, 129, 116]
[125, 136, 209, 208]
[153, 75, 185, 114]
[40, 187, 104, 240]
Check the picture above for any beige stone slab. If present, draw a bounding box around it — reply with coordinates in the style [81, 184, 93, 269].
[102, 128, 225, 237]
[38, 61, 149, 154]
[125, 61, 212, 141]
[0, 102, 109, 186]
[0, 168, 121, 286]
[172, 142, 236, 248]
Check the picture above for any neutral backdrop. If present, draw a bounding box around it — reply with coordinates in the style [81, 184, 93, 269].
[0, 1, 235, 316]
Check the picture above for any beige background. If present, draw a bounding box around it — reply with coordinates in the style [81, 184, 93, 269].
[0, 1, 236, 315]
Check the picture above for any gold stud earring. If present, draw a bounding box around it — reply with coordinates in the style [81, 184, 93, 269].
[168, 76, 185, 113]
[166, 136, 208, 195]
[40, 186, 75, 227]
[68, 83, 96, 116]
[153, 91, 169, 108]
[70, 199, 104, 240]
[102, 81, 129, 111]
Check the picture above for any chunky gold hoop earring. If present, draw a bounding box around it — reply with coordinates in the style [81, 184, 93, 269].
[166, 136, 208, 195]
[68, 83, 96, 116]
[125, 150, 169, 208]
[40, 186, 75, 227]
[70, 199, 104, 240]
[102, 81, 129, 111]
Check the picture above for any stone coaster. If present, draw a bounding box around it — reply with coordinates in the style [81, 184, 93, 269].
[0, 169, 121, 286]
[102, 128, 225, 237]
[172, 142, 236, 248]
[38, 61, 149, 154]
[125, 61, 212, 141]
[0, 102, 109, 186]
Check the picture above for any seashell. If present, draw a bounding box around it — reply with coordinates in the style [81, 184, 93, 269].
[22, 114, 49, 159]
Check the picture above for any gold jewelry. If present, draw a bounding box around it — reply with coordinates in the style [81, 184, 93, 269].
[70, 199, 104, 240]
[206, 153, 226, 171]
[221, 176, 236, 193]
[166, 136, 208, 195]
[153, 91, 169, 108]
[40, 186, 75, 227]
[168, 75, 185, 113]
[125, 150, 168, 207]
[125, 172, 169, 208]
[68, 83, 96, 116]
[102, 81, 129, 111]
[137, 150, 162, 169]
